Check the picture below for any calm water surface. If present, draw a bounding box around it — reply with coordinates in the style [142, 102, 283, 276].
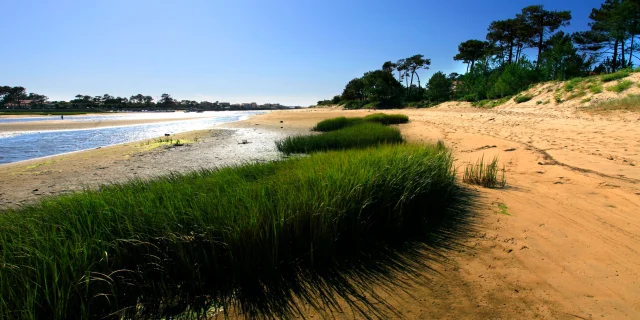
[0, 111, 265, 164]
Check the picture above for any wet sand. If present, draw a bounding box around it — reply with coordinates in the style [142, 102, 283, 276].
[2, 106, 640, 318]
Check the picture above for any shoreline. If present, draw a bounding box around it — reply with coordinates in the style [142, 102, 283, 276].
[0, 111, 264, 165]
[0, 111, 264, 132]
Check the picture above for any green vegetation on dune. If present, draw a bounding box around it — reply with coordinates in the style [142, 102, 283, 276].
[363, 113, 409, 125]
[472, 96, 511, 108]
[277, 122, 404, 155]
[601, 70, 631, 82]
[583, 94, 640, 113]
[606, 80, 634, 93]
[0, 143, 460, 319]
[312, 116, 363, 132]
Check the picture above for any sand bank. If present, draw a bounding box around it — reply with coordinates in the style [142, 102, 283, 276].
[0, 117, 208, 132]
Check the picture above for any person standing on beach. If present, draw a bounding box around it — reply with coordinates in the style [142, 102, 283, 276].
[61, 115, 64, 120]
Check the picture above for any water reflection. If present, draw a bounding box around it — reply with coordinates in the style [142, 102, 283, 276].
[0, 111, 264, 164]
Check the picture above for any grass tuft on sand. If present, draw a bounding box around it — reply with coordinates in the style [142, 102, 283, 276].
[601, 70, 631, 82]
[606, 80, 634, 93]
[0, 143, 459, 319]
[463, 156, 506, 188]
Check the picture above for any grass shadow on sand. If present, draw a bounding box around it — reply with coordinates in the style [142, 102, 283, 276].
[224, 186, 482, 319]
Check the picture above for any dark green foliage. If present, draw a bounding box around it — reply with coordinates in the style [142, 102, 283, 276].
[316, 95, 342, 106]
[361, 70, 404, 104]
[276, 122, 403, 154]
[342, 100, 369, 109]
[341, 78, 366, 101]
[341, 71, 404, 109]
[517, 5, 572, 66]
[487, 59, 540, 99]
[575, 0, 640, 72]
[539, 32, 593, 80]
[454, 40, 489, 72]
[425, 71, 453, 103]
[0, 144, 459, 319]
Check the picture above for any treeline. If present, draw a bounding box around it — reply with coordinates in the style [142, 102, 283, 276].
[0, 89, 291, 111]
[318, 1, 640, 108]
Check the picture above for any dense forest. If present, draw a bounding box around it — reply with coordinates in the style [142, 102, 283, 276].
[318, 1, 640, 109]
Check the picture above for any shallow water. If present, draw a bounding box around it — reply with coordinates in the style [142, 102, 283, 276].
[0, 111, 265, 164]
[0, 111, 240, 124]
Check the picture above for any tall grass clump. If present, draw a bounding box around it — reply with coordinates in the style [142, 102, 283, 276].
[601, 70, 630, 82]
[312, 114, 409, 132]
[606, 79, 634, 93]
[463, 156, 506, 188]
[277, 122, 403, 154]
[312, 116, 363, 132]
[362, 113, 409, 125]
[0, 144, 459, 319]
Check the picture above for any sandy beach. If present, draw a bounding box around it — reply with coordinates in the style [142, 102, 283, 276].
[1, 105, 639, 319]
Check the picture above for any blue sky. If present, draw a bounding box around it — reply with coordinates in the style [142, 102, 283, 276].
[1, 0, 605, 106]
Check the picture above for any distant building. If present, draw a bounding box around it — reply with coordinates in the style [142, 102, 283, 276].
[4, 100, 34, 107]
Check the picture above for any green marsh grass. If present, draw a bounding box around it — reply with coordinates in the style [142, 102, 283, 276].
[362, 113, 409, 125]
[312, 113, 409, 132]
[312, 116, 363, 132]
[463, 156, 506, 188]
[277, 122, 403, 154]
[0, 144, 463, 319]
